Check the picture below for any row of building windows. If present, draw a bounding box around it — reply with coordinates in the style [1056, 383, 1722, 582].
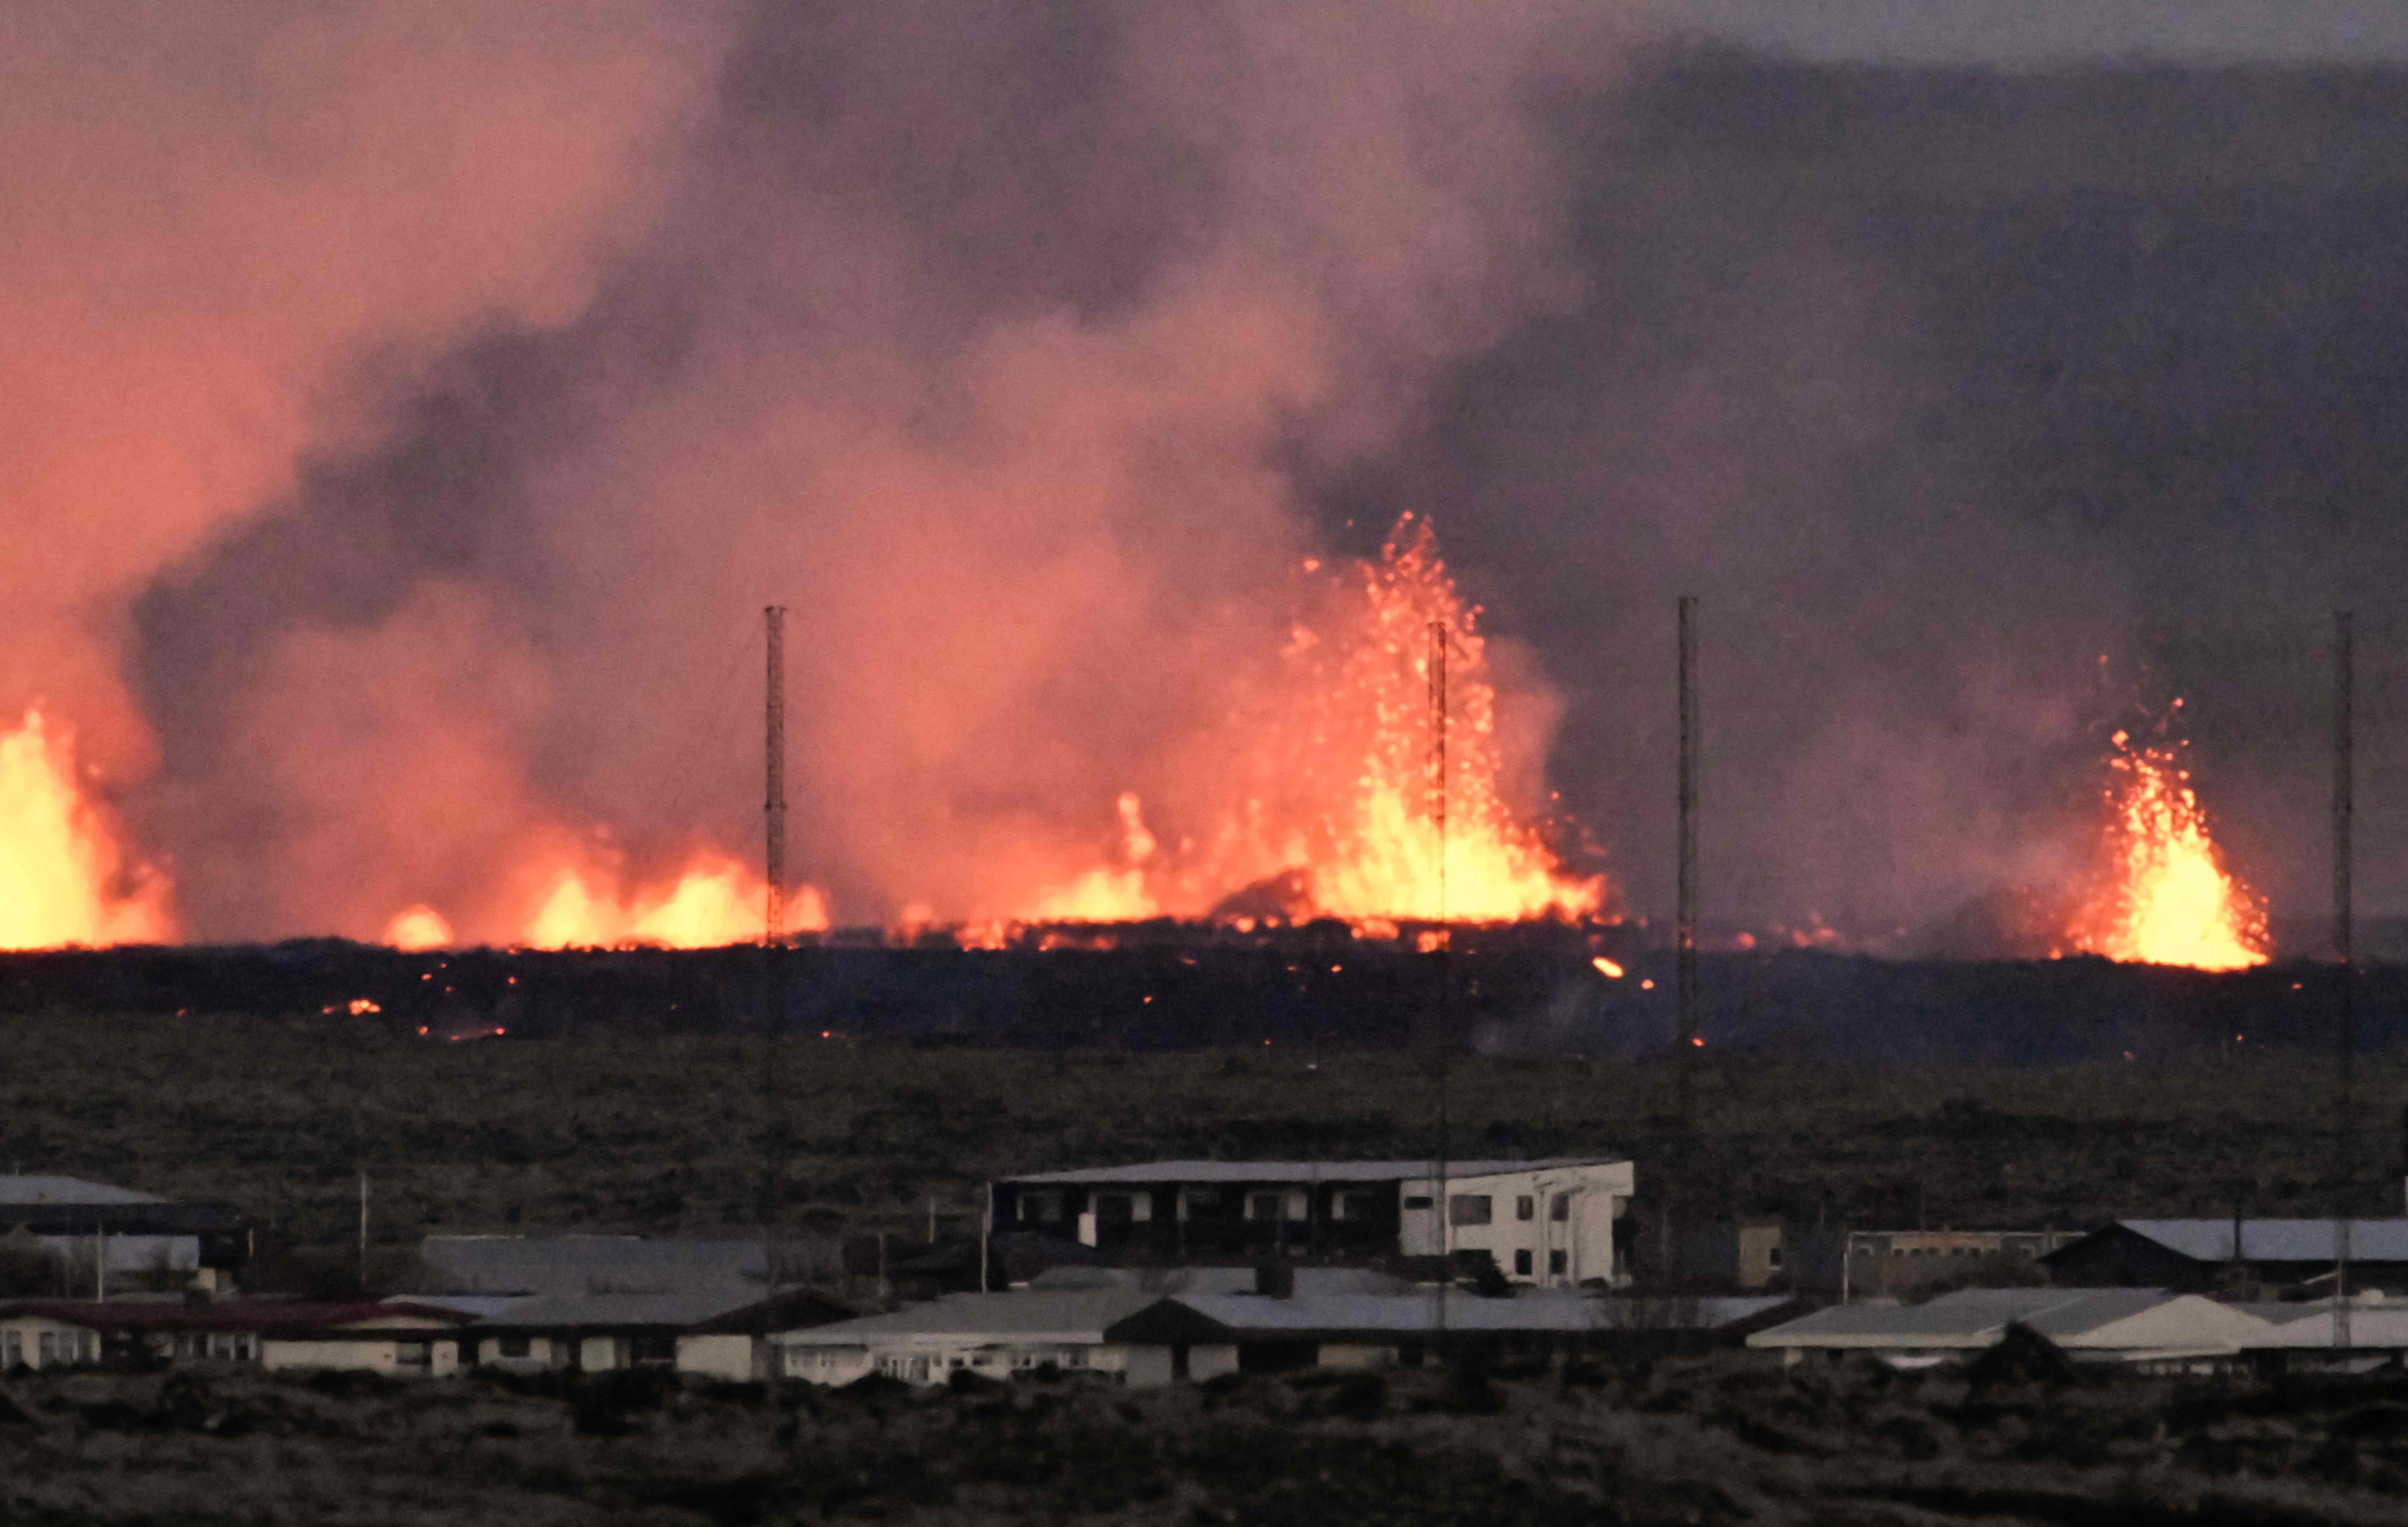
[3, 1329, 101, 1367]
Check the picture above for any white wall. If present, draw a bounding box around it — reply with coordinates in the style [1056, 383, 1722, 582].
[677, 1333, 757, 1381]
[1, 1318, 98, 1370]
[1397, 1163, 1633, 1287]
[262, 1338, 399, 1374]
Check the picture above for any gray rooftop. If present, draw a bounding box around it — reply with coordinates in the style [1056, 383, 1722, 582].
[1002, 1158, 1629, 1186]
[1165, 1289, 1754, 1336]
[0, 1176, 166, 1207]
[418, 1235, 829, 1300]
[1746, 1288, 2266, 1351]
[777, 1289, 1163, 1345]
[2102, 1219, 2408, 1263]
[1026, 1265, 1413, 1297]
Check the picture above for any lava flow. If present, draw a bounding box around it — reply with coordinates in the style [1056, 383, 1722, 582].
[1024, 515, 1605, 927]
[2064, 719, 2267, 971]
[0, 709, 176, 949]
[517, 854, 829, 950]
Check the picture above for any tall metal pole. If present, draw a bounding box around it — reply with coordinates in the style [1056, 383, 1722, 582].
[1677, 596, 1699, 1107]
[765, 606, 789, 947]
[2334, 610, 2355, 1350]
[1429, 620, 1450, 1337]
[763, 605, 789, 1285]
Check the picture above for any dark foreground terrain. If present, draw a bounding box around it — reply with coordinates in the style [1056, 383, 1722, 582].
[5, 1351, 2407, 1525]
[3, 1003, 2402, 1253]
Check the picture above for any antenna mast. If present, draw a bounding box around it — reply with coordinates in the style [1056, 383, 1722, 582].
[1430, 620, 1450, 1338]
[765, 605, 788, 946]
[2334, 609, 2355, 1351]
[1677, 596, 1699, 1113]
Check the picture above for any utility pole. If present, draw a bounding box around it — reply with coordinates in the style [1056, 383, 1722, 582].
[358, 1171, 369, 1285]
[2334, 610, 2355, 1351]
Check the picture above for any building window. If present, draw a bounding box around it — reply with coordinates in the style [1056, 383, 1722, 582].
[499, 1336, 531, 1359]
[2, 1331, 17, 1366]
[1768, 1246, 1784, 1267]
[1550, 1194, 1570, 1223]
[1514, 1249, 1533, 1276]
[1336, 1191, 1381, 1222]
[1403, 1195, 1433, 1210]
[39, 1332, 57, 1366]
[1022, 1191, 1065, 1225]
[1449, 1196, 1493, 1227]
[1516, 1196, 1535, 1221]
[1249, 1194, 1282, 1222]
[1549, 1250, 1567, 1276]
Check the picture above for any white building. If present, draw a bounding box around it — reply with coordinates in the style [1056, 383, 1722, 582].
[991, 1158, 1633, 1288]
[772, 1288, 1191, 1387]
[1747, 1287, 2271, 1372]
[0, 1299, 473, 1373]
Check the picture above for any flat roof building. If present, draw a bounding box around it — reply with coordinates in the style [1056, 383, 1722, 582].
[990, 1158, 1634, 1288]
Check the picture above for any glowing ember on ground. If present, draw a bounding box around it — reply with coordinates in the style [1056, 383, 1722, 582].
[519, 854, 829, 949]
[383, 905, 453, 951]
[2064, 721, 2267, 971]
[1023, 515, 1603, 925]
[0, 709, 175, 949]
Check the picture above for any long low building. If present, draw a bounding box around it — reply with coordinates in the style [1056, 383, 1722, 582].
[990, 1158, 1634, 1288]
[774, 1282, 1796, 1388]
[2041, 1220, 2408, 1295]
[0, 1300, 477, 1373]
[1746, 1288, 2271, 1372]
[773, 1288, 1184, 1386]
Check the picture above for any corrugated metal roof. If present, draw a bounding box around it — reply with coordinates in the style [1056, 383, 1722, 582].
[1002, 1158, 1629, 1186]
[0, 1176, 166, 1207]
[2108, 1219, 2408, 1262]
[777, 1289, 1163, 1344]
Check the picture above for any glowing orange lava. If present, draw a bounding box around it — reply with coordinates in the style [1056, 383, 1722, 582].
[383, 905, 453, 951]
[519, 853, 830, 949]
[1023, 516, 1603, 925]
[2065, 723, 2267, 971]
[0, 709, 175, 949]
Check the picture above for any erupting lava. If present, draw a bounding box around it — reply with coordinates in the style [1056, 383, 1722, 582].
[0, 710, 175, 949]
[517, 854, 829, 949]
[382, 906, 454, 952]
[1026, 515, 1603, 925]
[2064, 719, 2267, 971]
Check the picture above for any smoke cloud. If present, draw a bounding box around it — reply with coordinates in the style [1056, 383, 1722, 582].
[9, 6, 2406, 944]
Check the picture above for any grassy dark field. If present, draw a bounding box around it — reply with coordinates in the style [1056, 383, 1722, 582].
[3, 1005, 2401, 1251]
[5, 1351, 2408, 1525]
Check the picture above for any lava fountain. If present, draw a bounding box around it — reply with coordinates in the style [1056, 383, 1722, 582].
[2064, 716, 2267, 970]
[1025, 515, 1605, 925]
[0, 709, 177, 949]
